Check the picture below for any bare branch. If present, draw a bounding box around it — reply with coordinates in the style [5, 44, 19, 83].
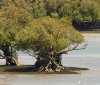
[56, 42, 88, 55]
[25, 50, 38, 60]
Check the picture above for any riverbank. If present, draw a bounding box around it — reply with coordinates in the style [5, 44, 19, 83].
[0, 65, 89, 74]
[80, 29, 100, 34]
[82, 32, 100, 37]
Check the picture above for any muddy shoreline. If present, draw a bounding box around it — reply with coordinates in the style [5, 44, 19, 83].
[0, 65, 89, 74]
[80, 29, 100, 33]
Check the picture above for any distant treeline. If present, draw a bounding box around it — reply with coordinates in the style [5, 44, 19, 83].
[0, 0, 100, 31]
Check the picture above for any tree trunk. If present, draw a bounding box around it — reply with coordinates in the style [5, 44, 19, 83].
[34, 51, 64, 72]
[6, 57, 20, 66]
[6, 57, 17, 66]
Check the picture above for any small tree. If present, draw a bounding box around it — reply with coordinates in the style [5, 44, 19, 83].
[16, 17, 87, 72]
[0, 0, 32, 66]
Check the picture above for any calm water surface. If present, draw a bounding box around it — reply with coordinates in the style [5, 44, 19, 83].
[0, 33, 100, 85]
[0, 74, 100, 85]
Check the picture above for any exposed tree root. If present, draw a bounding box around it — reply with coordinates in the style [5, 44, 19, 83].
[34, 58, 64, 73]
[6, 57, 20, 66]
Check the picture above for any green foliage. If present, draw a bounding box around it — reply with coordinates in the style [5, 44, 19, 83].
[16, 17, 84, 52]
[58, 0, 100, 21]
[0, 29, 8, 44]
[1, 0, 99, 52]
[79, 0, 100, 20]
[0, 0, 33, 47]
[51, 12, 59, 18]
[61, 17, 72, 25]
[32, 0, 46, 18]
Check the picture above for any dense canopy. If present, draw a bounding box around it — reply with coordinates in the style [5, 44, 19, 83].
[16, 17, 84, 52]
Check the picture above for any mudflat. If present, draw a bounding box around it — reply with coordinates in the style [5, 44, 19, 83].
[0, 65, 89, 74]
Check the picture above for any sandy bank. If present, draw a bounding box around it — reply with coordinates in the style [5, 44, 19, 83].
[82, 33, 100, 36]
[77, 69, 100, 74]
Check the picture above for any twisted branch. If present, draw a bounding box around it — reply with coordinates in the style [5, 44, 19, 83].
[56, 42, 88, 55]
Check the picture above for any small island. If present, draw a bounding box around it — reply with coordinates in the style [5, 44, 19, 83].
[0, 17, 88, 74]
[0, 0, 99, 74]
